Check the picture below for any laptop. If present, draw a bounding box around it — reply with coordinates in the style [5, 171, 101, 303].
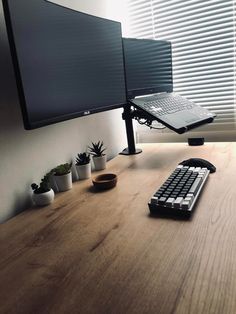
[122, 38, 216, 134]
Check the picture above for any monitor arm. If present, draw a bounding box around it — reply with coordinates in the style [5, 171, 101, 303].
[120, 104, 156, 155]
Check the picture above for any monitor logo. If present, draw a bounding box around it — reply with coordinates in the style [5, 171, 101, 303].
[84, 111, 90, 115]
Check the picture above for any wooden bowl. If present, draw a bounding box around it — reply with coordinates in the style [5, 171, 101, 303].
[92, 173, 117, 191]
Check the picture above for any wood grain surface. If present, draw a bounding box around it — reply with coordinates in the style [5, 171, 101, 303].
[1, 143, 236, 314]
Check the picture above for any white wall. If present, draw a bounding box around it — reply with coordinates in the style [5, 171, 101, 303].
[0, 0, 127, 223]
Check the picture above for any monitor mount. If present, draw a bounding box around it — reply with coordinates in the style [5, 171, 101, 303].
[120, 104, 156, 155]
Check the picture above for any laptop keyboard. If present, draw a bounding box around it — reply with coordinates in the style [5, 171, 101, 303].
[142, 94, 194, 117]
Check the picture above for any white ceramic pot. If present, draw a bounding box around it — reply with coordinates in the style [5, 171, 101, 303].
[32, 189, 54, 206]
[54, 172, 72, 192]
[93, 155, 107, 171]
[76, 163, 91, 180]
[49, 174, 59, 193]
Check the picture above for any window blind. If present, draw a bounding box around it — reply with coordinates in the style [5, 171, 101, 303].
[124, 0, 236, 130]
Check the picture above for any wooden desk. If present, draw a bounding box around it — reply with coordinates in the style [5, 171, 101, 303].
[1, 143, 236, 314]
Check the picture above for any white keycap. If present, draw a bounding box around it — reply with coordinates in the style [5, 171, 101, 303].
[186, 194, 194, 202]
[198, 175, 205, 179]
[166, 197, 175, 207]
[182, 200, 191, 210]
[184, 197, 192, 205]
[174, 197, 184, 208]
[189, 178, 202, 195]
[151, 197, 158, 204]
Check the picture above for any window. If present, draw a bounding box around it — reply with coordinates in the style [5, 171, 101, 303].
[123, 0, 236, 141]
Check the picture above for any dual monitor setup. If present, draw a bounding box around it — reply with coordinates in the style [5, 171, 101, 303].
[3, 0, 215, 155]
[3, 0, 217, 217]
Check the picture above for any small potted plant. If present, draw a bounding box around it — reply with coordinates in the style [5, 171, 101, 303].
[88, 141, 107, 171]
[31, 173, 54, 206]
[75, 152, 91, 180]
[52, 162, 72, 192]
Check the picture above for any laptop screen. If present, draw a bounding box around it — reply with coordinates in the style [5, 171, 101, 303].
[123, 38, 173, 99]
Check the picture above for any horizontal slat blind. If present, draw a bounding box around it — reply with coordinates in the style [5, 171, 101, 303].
[124, 0, 236, 129]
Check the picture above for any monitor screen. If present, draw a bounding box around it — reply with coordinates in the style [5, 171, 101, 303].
[3, 0, 127, 129]
[123, 38, 173, 99]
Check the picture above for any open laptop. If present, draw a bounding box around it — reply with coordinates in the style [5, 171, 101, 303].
[123, 38, 216, 134]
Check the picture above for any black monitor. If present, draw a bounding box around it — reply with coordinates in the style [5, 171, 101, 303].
[3, 0, 127, 129]
[123, 38, 173, 99]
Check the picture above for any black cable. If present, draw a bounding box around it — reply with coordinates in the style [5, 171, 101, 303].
[135, 117, 166, 130]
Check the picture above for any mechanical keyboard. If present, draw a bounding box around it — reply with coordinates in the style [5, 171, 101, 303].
[148, 164, 210, 217]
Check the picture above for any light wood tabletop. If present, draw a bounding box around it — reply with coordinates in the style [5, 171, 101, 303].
[1, 143, 236, 314]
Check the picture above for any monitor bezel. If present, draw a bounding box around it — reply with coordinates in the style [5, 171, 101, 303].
[2, 0, 127, 129]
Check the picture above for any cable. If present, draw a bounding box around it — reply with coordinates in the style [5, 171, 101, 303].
[135, 116, 166, 130]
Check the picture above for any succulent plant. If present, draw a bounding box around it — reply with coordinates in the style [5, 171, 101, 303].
[75, 152, 90, 166]
[88, 141, 106, 157]
[52, 162, 72, 176]
[31, 173, 51, 194]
